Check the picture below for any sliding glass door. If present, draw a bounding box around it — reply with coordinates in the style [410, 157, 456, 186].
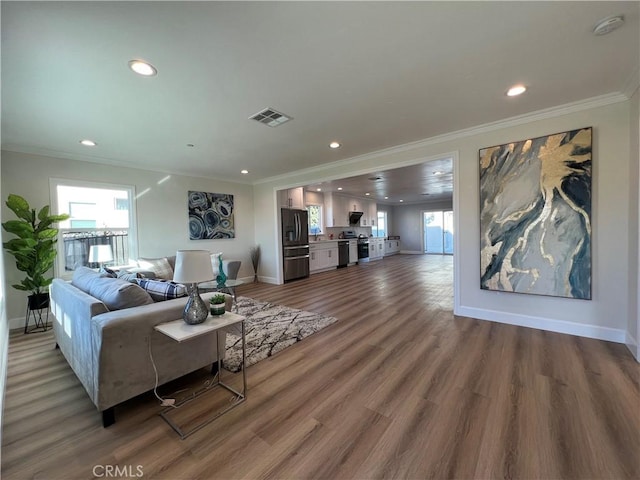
[424, 210, 454, 255]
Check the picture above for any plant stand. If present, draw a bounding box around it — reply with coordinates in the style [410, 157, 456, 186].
[24, 305, 50, 334]
[24, 293, 51, 334]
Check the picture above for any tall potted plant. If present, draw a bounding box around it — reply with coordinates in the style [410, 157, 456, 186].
[2, 194, 70, 313]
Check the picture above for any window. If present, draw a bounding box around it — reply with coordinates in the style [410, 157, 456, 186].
[51, 179, 137, 276]
[69, 202, 97, 228]
[424, 210, 453, 255]
[307, 204, 323, 235]
[376, 211, 387, 237]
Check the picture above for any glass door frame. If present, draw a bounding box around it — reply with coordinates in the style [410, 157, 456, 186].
[423, 209, 454, 255]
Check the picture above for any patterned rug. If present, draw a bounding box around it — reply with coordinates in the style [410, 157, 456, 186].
[223, 296, 338, 372]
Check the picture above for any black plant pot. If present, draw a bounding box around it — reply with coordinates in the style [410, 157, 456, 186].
[25, 292, 50, 333]
[28, 292, 50, 310]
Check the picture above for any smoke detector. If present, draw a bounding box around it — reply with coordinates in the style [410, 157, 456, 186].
[249, 107, 293, 127]
[593, 15, 624, 36]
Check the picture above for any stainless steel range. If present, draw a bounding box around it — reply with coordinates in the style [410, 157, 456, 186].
[357, 234, 370, 262]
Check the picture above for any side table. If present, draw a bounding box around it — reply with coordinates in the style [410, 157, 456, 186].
[154, 312, 246, 439]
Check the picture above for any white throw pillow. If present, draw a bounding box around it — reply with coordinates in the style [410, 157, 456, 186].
[210, 252, 223, 275]
[137, 257, 173, 280]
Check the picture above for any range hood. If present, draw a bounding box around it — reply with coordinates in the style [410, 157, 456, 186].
[348, 211, 363, 225]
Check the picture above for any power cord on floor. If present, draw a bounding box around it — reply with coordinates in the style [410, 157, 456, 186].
[147, 337, 176, 408]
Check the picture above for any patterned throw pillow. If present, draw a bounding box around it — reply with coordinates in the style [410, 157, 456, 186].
[99, 267, 117, 278]
[137, 257, 174, 280]
[134, 279, 188, 302]
[116, 270, 141, 282]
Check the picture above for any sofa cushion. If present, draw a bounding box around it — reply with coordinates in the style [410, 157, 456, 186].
[134, 279, 188, 302]
[138, 257, 173, 280]
[72, 267, 103, 293]
[89, 277, 154, 310]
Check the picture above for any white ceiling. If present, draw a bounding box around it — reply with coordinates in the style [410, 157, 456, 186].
[2, 2, 638, 203]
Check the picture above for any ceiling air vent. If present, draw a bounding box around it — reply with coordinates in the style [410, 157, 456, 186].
[249, 107, 293, 127]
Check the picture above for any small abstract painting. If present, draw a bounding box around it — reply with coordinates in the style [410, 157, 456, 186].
[479, 127, 592, 299]
[188, 191, 235, 240]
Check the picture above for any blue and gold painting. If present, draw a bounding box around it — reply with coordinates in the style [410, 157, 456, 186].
[479, 127, 592, 299]
[188, 191, 235, 240]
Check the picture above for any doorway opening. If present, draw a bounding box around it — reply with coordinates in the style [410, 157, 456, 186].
[423, 210, 453, 255]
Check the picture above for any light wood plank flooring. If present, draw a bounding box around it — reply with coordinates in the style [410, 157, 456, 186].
[2, 254, 639, 479]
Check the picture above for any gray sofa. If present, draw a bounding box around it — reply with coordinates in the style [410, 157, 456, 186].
[50, 262, 237, 427]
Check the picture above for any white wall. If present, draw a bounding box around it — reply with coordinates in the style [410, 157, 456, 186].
[393, 200, 453, 253]
[0, 151, 8, 465]
[629, 87, 640, 359]
[1, 151, 255, 323]
[253, 98, 636, 344]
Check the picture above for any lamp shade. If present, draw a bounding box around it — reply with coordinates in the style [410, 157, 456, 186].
[88, 244, 113, 263]
[173, 250, 215, 284]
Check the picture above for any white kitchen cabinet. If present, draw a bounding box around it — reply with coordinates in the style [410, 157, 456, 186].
[326, 193, 350, 227]
[326, 194, 376, 227]
[370, 238, 385, 260]
[368, 200, 377, 227]
[279, 187, 304, 209]
[309, 242, 339, 272]
[348, 240, 358, 264]
[384, 238, 401, 256]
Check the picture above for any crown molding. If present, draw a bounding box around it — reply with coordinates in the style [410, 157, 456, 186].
[0, 145, 253, 186]
[622, 66, 640, 99]
[254, 92, 629, 187]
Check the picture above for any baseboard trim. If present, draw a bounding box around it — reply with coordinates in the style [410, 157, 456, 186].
[455, 305, 627, 344]
[400, 250, 423, 255]
[257, 276, 278, 285]
[8, 317, 23, 331]
[625, 331, 640, 362]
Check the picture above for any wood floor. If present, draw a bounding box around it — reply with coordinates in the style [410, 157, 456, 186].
[2, 254, 639, 479]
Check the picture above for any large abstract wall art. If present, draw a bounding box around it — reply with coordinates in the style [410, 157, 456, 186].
[188, 191, 235, 240]
[479, 127, 592, 299]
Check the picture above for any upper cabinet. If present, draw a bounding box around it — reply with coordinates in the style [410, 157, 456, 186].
[368, 200, 377, 227]
[279, 187, 304, 209]
[325, 193, 348, 227]
[325, 193, 377, 227]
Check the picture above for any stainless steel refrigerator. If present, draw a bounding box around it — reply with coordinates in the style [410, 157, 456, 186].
[281, 208, 310, 282]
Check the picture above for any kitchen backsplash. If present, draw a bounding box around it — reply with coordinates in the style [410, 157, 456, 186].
[322, 226, 372, 239]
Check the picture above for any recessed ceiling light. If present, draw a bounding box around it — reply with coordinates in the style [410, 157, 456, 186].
[337, 187, 343, 191]
[329, 142, 341, 149]
[399, 199, 404, 203]
[241, 169, 249, 174]
[79, 139, 96, 147]
[593, 15, 624, 36]
[316, 188, 322, 192]
[384, 196, 388, 199]
[128, 59, 157, 77]
[506, 85, 527, 97]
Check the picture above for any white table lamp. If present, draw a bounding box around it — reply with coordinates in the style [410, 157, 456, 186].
[173, 250, 215, 324]
[88, 244, 113, 268]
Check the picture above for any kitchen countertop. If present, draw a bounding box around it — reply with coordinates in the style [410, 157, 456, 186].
[309, 238, 357, 244]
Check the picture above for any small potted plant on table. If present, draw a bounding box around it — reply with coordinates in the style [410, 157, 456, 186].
[209, 294, 227, 316]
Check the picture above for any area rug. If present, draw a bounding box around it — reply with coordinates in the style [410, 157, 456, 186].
[223, 296, 338, 372]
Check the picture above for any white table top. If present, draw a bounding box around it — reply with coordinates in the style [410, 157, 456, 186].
[155, 312, 244, 342]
